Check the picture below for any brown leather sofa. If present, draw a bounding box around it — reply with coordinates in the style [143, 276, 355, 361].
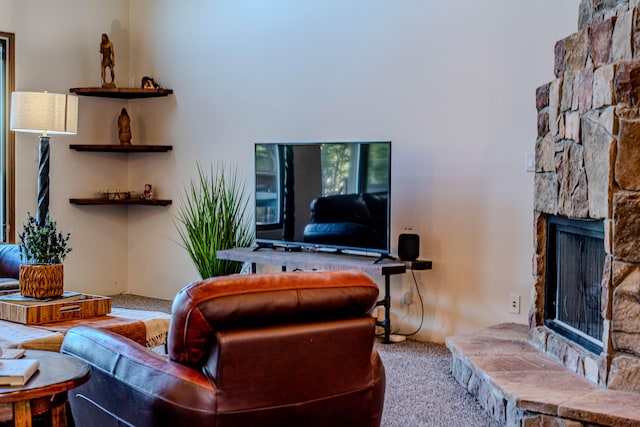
[0, 244, 22, 292]
[61, 270, 386, 427]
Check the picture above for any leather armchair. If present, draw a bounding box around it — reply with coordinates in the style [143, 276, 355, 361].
[61, 270, 385, 427]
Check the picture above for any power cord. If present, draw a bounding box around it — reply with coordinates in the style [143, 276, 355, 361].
[395, 268, 425, 337]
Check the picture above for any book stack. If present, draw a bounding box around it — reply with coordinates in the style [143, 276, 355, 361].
[0, 357, 39, 386]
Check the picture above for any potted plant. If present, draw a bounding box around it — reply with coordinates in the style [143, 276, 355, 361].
[18, 212, 72, 298]
[176, 163, 254, 279]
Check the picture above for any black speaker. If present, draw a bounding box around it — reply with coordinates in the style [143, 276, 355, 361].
[398, 233, 420, 261]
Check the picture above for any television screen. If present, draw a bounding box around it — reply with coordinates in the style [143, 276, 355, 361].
[255, 141, 391, 256]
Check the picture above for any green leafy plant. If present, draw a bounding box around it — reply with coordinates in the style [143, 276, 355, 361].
[18, 213, 72, 265]
[176, 163, 254, 278]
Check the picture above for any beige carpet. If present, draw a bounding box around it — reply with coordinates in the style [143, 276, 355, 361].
[110, 294, 496, 426]
[377, 339, 498, 427]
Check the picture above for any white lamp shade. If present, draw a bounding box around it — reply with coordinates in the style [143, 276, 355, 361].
[10, 91, 78, 135]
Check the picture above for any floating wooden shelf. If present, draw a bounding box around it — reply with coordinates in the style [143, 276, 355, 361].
[70, 198, 172, 206]
[69, 86, 174, 211]
[70, 144, 173, 153]
[70, 87, 174, 99]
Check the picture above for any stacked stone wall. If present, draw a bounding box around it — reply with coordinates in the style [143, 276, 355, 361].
[533, 2, 640, 392]
[579, 0, 633, 30]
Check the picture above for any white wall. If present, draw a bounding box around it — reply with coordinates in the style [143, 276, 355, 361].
[0, 0, 133, 297]
[2, 0, 580, 342]
[128, 0, 580, 341]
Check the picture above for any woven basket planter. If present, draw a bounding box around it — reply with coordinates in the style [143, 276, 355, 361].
[19, 264, 64, 298]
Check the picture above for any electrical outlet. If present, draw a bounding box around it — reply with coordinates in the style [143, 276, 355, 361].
[402, 291, 413, 305]
[509, 294, 520, 314]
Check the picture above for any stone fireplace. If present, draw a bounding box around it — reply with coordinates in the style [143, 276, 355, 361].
[445, 2, 640, 424]
[531, 0, 640, 393]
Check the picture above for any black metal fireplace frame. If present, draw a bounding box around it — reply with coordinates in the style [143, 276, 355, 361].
[544, 215, 604, 355]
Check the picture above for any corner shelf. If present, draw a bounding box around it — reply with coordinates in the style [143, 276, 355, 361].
[69, 86, 175, 209]
[70, 87, 173, 99]
[70, 144, 173, 153]
[69, 146, 173, 206]
[70, 198, 172, 206]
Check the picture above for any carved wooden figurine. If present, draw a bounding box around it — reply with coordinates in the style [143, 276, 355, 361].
[118, 108, 131, 145]
[100, 33, 116, 88]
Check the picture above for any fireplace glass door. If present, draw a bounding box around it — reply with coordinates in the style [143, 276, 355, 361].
[545, 216, 604, 354]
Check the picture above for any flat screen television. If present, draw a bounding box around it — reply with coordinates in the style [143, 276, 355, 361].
[254, 141, 391, 258]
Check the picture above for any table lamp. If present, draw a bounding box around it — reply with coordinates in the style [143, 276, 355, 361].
[10, 91, 78, 226]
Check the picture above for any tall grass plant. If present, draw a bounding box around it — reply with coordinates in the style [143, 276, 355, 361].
[176, 163, 253, 278]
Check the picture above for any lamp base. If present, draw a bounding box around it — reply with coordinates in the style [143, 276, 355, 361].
[37, 135, 50, 226]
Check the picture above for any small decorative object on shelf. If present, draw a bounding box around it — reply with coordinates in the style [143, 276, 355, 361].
[141, 184, 153, 200]
[141, 76, 162, 90]
[100, 33, 116, 88]
[101, 190, 132, 200]
[18, 212, 72, 298]
[118, 108, 131, 145]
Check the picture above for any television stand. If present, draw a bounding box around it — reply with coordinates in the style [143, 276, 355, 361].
[217, 247, 414, 343]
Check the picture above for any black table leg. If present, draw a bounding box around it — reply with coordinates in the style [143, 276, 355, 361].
[375, 274, 392, 343]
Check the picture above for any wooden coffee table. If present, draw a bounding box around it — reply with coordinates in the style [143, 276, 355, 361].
[0, 350, 90, 427]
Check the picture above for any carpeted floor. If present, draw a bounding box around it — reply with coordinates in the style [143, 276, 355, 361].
[377, 339, 499, 427]
[110, 293, 173, 313]
[110, 294, 497, 427]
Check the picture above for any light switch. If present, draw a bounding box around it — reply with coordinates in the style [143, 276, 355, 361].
[525, 152, 535, 173]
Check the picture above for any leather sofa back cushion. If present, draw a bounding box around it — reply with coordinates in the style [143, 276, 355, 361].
[169, 270, 379, 366]
[0, 244, 22, 279]
[206, 317, 377, 413]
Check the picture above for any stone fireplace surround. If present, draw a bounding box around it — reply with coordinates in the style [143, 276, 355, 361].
[532, 0, 640, 394]
[445, 1, 640, 425]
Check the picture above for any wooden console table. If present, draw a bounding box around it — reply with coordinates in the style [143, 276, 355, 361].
[217, 247, 421, 343]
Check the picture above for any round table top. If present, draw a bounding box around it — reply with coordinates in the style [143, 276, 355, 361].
[0, 350, 90, 402]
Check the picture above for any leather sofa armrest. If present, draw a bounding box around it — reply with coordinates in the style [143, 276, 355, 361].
[62, 326, 214, 388]
[61, 326, 218, 426]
